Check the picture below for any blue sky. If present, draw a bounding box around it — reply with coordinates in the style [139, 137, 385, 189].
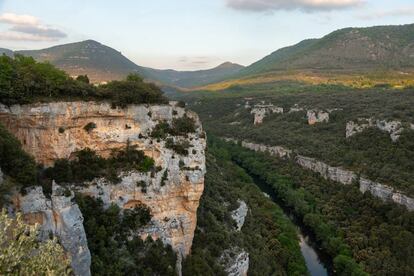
[0, 0, 413, 70]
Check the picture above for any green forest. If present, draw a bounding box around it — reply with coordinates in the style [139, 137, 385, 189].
[0, 55, 167, 106]
[209, 137, 414, 275]
[183, 141, 307, 275]
[187, 82, 414, 195]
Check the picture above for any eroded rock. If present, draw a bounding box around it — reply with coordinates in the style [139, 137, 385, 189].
[346, 118, 405, 142]
[220, 248, 249, 276]
[1, 101, 207, 274]
[231, 200, 248, 231]
[251, 104, 283, 125]
[307, 110, 330, 125]
[12, 183, 91, 276]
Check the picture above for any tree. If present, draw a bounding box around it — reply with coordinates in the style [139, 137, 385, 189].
[0, 209, 71, 275]
[76, 75, 90, 84]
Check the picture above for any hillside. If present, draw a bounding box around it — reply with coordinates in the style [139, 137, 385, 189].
[239, 24, 414, 76]
[9, 40, 243, 87]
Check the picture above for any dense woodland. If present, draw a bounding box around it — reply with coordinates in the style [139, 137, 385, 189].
[183, 142, 307, 275]
[0, 55, 168, 106]
[76, 196, 177, 275]
[188, 82, 414, 195]
[210, 137, 414, 275]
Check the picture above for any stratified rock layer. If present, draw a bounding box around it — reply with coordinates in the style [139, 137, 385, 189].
[0, 101, 207, 274]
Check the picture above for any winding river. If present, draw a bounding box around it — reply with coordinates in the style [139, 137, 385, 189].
[243, 169, 331, 276]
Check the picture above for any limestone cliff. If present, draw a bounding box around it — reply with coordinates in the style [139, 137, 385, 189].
[223, 138, 414, 211]
[11, 183, 91, 276]
[0, 101, 207, 274]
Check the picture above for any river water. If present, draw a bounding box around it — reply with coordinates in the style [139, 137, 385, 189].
[245, 170, 331, 276]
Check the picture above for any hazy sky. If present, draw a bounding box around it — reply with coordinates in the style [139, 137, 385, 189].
[0, 0, 413, 70]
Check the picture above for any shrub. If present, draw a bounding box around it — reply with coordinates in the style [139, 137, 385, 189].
[0, 209, 71, 275]
[171, 115, 196, 136]
[83, 122, 96, 133]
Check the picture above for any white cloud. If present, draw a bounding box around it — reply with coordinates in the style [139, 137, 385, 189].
[357, 7, 414, 20]
[226, 0, 363, 12]
[0, 12, 66, 41]
[0, 13, 39, 25]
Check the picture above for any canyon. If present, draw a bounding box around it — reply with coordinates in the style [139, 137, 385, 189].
[223, 138, 414, 211]
[0, 101, 207, 275]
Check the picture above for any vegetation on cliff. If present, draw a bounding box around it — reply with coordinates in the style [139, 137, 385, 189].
[44, 142, 156, 185]
[214, 138, 414, 275]
[183, 140, 307, 275]
[0, 209, 71, 275]
[0, 55, 167, 106]
[188, 83, 414, 195]
[76, 196, 177, 275]
[0, 123, 37, 189]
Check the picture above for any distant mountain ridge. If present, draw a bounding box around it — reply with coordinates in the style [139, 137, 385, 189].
[2, 40, 244, 87]
[238, 24, 414, 77]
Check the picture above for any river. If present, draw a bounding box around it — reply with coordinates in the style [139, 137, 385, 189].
[244, 169, 332, 276]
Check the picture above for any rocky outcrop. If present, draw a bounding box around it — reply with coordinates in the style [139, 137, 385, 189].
[346, 118, 405, 142]
[231, 200, 248, 231]
[251, 104, 283, 125]
[307, 110, 330, 125]
[296, 155, 357, 185]
[1, 101, 207, 274]
[11, 183, 91, 276]
[220, 248, 249, 276]
[0, 101, 193, 166]
[223, 138, 414, 211]
[241, 141, 291, 159]
[289, 104, 304, 113]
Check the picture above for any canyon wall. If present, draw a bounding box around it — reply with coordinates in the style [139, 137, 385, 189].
[11, 183, 91, 276]
[0, 101, 207, 274]
[223, 138, 414, 211]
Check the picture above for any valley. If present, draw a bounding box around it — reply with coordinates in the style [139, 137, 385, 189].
[1, 18, 414, 276]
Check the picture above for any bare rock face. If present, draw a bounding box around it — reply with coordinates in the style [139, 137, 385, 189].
[220, 248, 249, 276]
[251, 104, 283, 125]
[296, 155, 357, 185]
[307, 110, 330, 125]
[0, 101, 207, 273]
[346, 118, 405, 142]
[241, 141, 291, 159]
[231, 200, 248, 231]
[11, 183, 91, 276]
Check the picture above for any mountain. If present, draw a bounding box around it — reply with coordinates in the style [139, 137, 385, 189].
[9, 40, 243, 87]
[16, 40, 145, 83]
[0, 48, 13, 57]
[239, 23, 414, 77]
[143, 62, 244, 88]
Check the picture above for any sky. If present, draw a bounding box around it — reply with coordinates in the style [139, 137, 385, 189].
[0, 0, 413, 71]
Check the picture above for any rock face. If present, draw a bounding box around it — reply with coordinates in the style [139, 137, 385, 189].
[251, 104, 283, 125]
[220, 248, 249, 276]
[223, 138, 414, 211]
[296, 155, 357, 185]
[346, 118, 405, 142]
[231, 200, 248, 231]
[241, 141, 291, 159]
[307, 110, 330, 125]
[11, 183, 91, 276]
[1, 101, 207, 273]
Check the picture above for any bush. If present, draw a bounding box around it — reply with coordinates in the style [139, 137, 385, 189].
[83, 122, 96, 133]
[171, 115, 196, 136]
[0, 209, 71, 275]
